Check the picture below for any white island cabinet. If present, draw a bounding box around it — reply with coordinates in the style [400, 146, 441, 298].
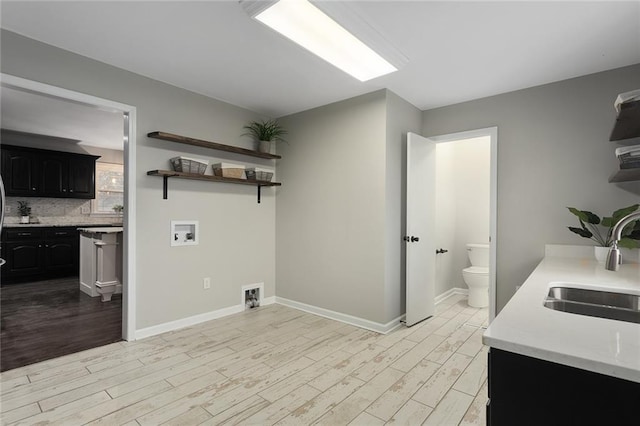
[78, 227, 123, 298]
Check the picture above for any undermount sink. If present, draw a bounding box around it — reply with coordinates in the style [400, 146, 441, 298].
[543, 285, 640, 324]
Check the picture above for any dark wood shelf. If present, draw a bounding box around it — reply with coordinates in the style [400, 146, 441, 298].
[147, 170, 281, 202]
[148, 131, 282, 160]
[608, 167, 640, 183]
[609, 100, 640, 142]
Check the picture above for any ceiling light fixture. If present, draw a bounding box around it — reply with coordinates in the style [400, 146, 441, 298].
[241, 0, 398, 81]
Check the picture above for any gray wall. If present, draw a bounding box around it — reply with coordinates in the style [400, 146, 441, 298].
[422, 64, 640, 311]
[277, 91, 389, 324]
[1, 30, 275, 330]
[384, 91, 422, 321]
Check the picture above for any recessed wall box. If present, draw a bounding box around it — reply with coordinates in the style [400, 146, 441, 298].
[171, 220, 199, 246]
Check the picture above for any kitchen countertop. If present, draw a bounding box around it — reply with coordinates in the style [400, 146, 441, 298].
[483, 247, 640, 383]
[77, 227, 123, 233]
[3, 223, 120, 228]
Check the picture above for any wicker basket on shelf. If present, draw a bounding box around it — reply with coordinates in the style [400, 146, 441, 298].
[170, 156, 208, 174]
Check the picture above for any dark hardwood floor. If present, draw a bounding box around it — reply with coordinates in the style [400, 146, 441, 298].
[0, 276, 122, 372]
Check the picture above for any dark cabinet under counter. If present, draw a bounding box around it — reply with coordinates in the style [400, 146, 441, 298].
[1, 145, 99, 199]
[1, 227, 79, 283]
[487, 348, 639, 426]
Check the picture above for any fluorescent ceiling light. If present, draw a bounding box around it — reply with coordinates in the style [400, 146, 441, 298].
[251, 0, 397, 81]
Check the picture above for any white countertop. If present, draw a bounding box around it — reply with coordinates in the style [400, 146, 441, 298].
[78, 227, 123, 233]
[483, 250, 640, 383]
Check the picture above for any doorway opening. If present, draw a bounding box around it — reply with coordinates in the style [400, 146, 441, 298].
[0, 74, 137, 371]
[405, 128, 497, 325]
[428, 128, 497, 322]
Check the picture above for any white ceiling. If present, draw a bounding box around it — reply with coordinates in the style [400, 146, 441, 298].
[1, 86, 124, 150]
[1, 1, 639, 118]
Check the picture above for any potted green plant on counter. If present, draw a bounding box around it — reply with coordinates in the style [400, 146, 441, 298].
[17, 201, 31, 224]
[567, 204, 640, 262]
[243, 119, 287, 153]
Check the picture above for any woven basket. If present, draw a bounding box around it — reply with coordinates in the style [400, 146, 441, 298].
[212, 163, 245, 179]
[170, 157, 208, 174]
[245, 168, 274, 182]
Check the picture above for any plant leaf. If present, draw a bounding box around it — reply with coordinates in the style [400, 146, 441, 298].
[618, 237, 639, 249]
[568, 226, 592, 239]
[601, 216, 614, 227]
[567, 207, 588, 222]
[582, 211, 600, 224]
[612, 204, 639, 221]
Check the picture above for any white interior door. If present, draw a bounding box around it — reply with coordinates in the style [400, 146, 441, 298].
[405, 132, 436, 326]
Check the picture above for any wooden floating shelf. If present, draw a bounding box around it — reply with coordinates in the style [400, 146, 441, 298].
[148, 131, 282, 160]
[609, 100, 640, 142]
[147, 170, 281, 203]
[608, 167, 640, 183]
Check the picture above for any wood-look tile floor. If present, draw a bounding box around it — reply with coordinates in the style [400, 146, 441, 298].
[0, 294, 488, 425]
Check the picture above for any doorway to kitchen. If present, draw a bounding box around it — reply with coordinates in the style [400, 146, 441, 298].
[0, 74, 137, 371]
[405, 127, 497, 324]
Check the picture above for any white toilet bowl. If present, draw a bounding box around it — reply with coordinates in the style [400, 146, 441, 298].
[462, 243, 490, 308]
[462, 266, 489, 308]
[95, 282, 116, 302]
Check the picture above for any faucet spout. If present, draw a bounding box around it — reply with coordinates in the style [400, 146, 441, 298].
[605, 211, 640, 271]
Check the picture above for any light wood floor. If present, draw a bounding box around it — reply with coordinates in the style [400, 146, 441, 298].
[0, 294, 488, 425]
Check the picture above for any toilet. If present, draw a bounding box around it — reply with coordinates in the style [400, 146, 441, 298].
[462, 243, 489, 308]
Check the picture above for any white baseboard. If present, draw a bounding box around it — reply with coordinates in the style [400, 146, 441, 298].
[135, 295, 277, 340]
[435, 287, 468, 305]
[275, 297, 404, 334]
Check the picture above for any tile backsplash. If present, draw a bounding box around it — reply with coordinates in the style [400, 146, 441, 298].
[4, 197, 122, 225]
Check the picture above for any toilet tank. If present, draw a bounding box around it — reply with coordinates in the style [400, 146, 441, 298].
[467, 243, 489, 267]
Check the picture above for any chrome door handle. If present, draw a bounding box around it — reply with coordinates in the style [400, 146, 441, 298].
[436, 248, 448, 254]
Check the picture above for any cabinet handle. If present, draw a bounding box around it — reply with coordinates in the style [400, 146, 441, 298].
[54, 232, 67, 235]
[69, 189, 74, 192]
[45, 245, 49, 248]
[32, 187, 36, 191]
[38, 244, 42, 248]
[63, 189, 67, 192]
[17, 232, 32, 236]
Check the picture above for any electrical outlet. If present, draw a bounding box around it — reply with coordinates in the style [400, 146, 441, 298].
[81, 206, 90, 214]
[4, 206, 10, 213]
[203, 277, 211, 290]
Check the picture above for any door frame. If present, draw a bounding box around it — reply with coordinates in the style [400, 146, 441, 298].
[425, 127, 498, 322]
[1, 73, 138, 340]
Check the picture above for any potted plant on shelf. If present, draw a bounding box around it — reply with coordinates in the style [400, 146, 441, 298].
[567, 204, 640, 262]
[17, 201, 31, 224]
[243, 119, 287, 153]
[112, 204, 124, 215]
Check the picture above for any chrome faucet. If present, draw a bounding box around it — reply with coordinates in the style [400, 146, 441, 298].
[605, 211, 640, 271]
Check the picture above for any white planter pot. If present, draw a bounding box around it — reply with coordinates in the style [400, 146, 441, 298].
[594, 246, 610, 263]
[20, 216, 29, 224]
[257, 140, 272, 153]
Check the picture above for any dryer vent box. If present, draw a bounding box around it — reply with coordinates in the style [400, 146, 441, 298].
[171, 220, 199, 246]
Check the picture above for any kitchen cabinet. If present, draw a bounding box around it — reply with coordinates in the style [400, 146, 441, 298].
[1, 145, 100, 199]
[1, 227, 79, 283]
[487, 348, 638, 426]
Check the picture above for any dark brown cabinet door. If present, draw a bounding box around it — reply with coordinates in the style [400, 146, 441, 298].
[1, 148, 39, 196]
[68, 156, 96, 199]
[40, 155, 69, 196]
[4, 241, 43, 276]
[44, 239, 77, 271]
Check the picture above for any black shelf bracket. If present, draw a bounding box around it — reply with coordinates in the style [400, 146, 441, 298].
[257, 186, 262, 204]
[163, 175, 169, 200]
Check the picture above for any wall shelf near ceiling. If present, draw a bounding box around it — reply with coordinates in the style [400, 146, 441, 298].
[147, 131, 282, 160]
[609, 99, 640, 183]
[609, 100, 640, 142]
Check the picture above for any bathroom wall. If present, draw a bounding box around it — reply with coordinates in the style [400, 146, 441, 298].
[423, 63, 640, 311]
[435, 137, 491, 295]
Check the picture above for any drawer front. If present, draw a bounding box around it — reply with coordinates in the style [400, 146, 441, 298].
[4, 229, 43, 241]
[44, 228, 78, 239]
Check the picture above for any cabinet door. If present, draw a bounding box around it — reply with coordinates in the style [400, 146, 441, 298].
[3, 241, 43, 276]
[1, 149, 39, 196]
[44, 238, 78, 271]
[68, 156, 96, 198]
[40, 155, 69, 197]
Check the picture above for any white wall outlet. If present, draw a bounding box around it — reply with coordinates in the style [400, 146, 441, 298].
[203, 277, 211, 290]
[4, 206, 10, 213]
[81, 205, 90, 214]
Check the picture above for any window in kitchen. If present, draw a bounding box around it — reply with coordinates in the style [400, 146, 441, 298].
[91, 162, 124, 215]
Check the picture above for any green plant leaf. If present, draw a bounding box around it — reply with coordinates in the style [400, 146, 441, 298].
[567, 207, 588, 222]
[601, 217, 614, 227]
[568, 226, 592, 239]
[582, 211, 600, 224]
[618, 237, 639, 249]
[612, 204, 639, 221]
